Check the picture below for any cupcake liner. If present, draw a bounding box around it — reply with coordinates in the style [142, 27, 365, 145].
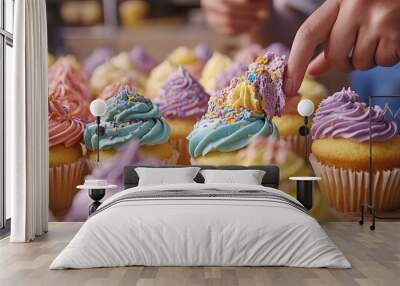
[310, 154, 400, 212]
[282, 135, 311, 157]
[49, 158, 88, 218]
[169, 138, 190, 165]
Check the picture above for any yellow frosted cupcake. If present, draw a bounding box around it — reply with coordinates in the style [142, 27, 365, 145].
[145, 60, 178, 100]
[237, 136, 330, 221]
[84, 86, 178, 170]
[90, 60, 145, 97]
[48, 97, 87, 218]
[158, 67, 210, 164]
[200, 52, 232, 92]
[48, 53, 56, 68]
[310, 88, 400, 212]
[188, 52, 288, 165]
[272, 76, 327, 155]
[167, 46, 205, 78]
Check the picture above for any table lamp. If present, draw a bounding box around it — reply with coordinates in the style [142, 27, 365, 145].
[297, 99, 315, 163]
[89, 99, 107, 162]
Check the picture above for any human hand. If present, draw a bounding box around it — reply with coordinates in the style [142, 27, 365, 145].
[201, 0, 271, 36]
[285, 0, 400, 96]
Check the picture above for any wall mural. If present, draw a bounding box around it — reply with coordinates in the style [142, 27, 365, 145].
[47, 44, 400, 222]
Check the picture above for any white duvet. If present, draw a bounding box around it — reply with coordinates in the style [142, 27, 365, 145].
[50, 183, 350, 269]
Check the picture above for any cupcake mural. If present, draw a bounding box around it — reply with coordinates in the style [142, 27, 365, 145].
[84, 86, 178, 170]
[310, 88, 400, 212]
[48, 96, 86, 218]
[48, 57, 92, 121]
[188, 52, 286, 165]
[158, 67, 210, 164]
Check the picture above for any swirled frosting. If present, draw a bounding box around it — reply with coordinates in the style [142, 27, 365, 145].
[129, 46, 157, 75]
[188, 116, 279, 157]
[48, 97, 85, 147]
[48, 58, 92, 121]
[99, 82, 137, 101]
[311, 88, 398, 142]
[84, 89, 170, 150]
[158, 67, 209, 119]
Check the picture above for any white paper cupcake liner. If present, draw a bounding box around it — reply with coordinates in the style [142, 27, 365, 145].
[49, 158, 88, 217]
[310, 154, 400, 212]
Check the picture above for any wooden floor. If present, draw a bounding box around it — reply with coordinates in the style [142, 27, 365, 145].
[0, 222, 399, 286]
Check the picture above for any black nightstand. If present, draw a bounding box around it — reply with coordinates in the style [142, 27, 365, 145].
[289, 177, 321, 210]
[77, 181, 117, 215]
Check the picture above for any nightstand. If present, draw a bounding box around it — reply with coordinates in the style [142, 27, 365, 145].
[289, 177, 321, 210]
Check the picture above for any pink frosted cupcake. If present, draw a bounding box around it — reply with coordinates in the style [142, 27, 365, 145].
[158, 67, 210, 164]
[48, 57, 92, 121]
[48, 97, 87, 218]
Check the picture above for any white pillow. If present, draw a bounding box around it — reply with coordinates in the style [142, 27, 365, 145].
[200, 169, 266, 185]
[135, 167, 200, 186]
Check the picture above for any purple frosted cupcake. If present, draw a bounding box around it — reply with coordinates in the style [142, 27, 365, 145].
[83, 48, 113, 77]
[129, 46, 157, 75]
[310, 88, 400, 212]
[158, 67, 210, 164]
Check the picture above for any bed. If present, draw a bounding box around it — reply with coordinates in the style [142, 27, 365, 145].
[50, 165, 350, 269]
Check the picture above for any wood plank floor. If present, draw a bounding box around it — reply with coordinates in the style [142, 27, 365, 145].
[0, 222, 399, 286]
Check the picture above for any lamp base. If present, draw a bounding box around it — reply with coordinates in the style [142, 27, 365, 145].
[88, 188, 106, 215]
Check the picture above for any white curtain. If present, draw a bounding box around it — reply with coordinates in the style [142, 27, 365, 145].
[8, 0, 48, 242]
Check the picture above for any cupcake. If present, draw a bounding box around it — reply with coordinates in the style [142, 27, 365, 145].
[84, 87, 178, 170]
[48, 53, 56, 68]
[83, 48, 113, 78]
[215, 62, 248, 91]
[48, 57, 92, 121]
[119, 0, 149, 27]
[65, 140, 160, 222]
[145, 60, 178, 100]
[48, 97, 87, 218]
[129, 46, 157, 75]
[200, 52, 233, 92]
[158, 68, 210, 164]
[272, 76, 327, 155]
[194, 43, 213, 65]
[237, 136, 330, 221]
[188, 52, 287, 165]
[310, 88, 400, 212]
[98, 81, 138, 101]
[90, 60, 146, 97]
[167, 46, 204, 78]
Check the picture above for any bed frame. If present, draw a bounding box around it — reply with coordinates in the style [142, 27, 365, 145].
[123, 165, 280, 189]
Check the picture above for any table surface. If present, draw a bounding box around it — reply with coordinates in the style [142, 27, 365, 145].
[289, 176, 321, 181]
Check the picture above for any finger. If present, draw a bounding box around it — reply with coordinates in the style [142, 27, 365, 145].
[351, 26, 379, 70]
[204, 0, 268, 19]
[285, 0, 340, 96]
[307, 51, 331, 76]
[325, 1, 359, 72]
[375, 38, 399, 67]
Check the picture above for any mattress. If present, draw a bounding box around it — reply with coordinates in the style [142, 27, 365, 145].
[50, 183, 350, 269]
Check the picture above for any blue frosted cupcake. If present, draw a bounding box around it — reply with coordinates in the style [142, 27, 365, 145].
[84, 86, 178, 169]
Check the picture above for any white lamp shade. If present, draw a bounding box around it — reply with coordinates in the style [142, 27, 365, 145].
[90, 99, 107, 117]
[297, 99, 315, 117]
